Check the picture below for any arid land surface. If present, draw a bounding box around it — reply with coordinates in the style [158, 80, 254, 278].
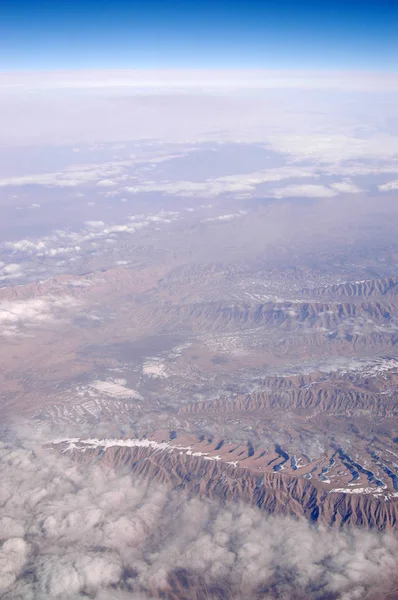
[2, 173, 398, 530]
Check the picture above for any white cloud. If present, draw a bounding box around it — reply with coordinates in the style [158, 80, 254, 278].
[0, 537, 29, 591]
[330, 181, 363, 194]
[0, 263, 24, 282]
[379, 180, 398, 192]
[0, 151, 195, 189]
[0, 164, 122, 188]
[269, 184, 338, 198]
[96, 179, 118, 187]
[124, 166, 319, 199]
[326, 164, 398, 177]
[204, 210, 247, 223]
[85, 220, 106, 228]
[2, 211, 180, 262]
[0, 295, 81, 336]
[268, 133, 398, 164]
[3, 264, 22, 275]
[0, 153, 170, 189]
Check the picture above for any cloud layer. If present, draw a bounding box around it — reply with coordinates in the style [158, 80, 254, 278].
[1, 70, 398, 92]
[1, 431, 397, 599]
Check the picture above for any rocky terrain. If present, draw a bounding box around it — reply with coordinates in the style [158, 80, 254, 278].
[2, 184, 398, 535]
[53, 430, 398, 529]
[3, 261, 398, 528]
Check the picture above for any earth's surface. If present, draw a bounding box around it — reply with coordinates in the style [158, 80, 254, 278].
[1, 71, 398, 599]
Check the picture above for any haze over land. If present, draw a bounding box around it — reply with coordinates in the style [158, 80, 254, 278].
[1, 70, 398, 598]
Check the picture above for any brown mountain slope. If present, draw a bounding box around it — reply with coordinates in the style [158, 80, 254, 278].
[53, 436, 398, 530]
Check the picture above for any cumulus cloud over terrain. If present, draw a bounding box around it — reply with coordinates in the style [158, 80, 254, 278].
[2, 210, 180, 263]
[0, 431, 398, 600]
[0, 296, 81, 336]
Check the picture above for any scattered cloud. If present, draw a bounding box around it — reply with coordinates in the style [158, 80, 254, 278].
[379, 180, 398, 192]
[0, 143, 395, 204]
[101, 190, 121, 197]
[2, 211, 180, 262]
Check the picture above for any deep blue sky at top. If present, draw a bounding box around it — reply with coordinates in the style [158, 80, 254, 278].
[0, 0, 397, 71]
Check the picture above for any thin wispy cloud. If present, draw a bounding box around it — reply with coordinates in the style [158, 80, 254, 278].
[203, 210, 247, 223]
[269, 184, 338, 199]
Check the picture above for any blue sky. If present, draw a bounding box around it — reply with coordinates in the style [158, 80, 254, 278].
[0, 0, 397, 71]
